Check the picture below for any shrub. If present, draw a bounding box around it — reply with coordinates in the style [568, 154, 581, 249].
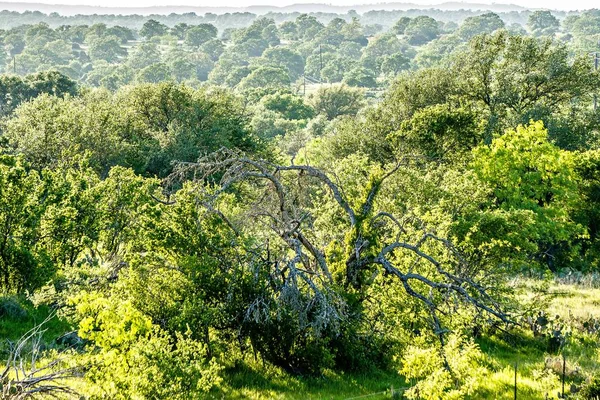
[0, 296, 28, 320]
[74, 292, 223, 399]
[579, 376, 600, 399]
[401, 333, 490, 400]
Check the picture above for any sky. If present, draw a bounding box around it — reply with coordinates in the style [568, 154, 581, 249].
[3, 0, 599, 11]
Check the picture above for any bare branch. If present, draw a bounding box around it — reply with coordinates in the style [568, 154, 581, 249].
[167, 150, 512, 338]
[2, 314, 82, 400]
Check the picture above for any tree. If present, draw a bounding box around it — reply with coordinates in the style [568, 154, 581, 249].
[471, 121, 582, 270]
[3, 82, 260, 177]
[74, 293, 222, 399]
[528, 10, 560, 37]
[279, 21, 298, 40]
[295, 14, 324, 39]
[170, 149, 512, 363]
[88, 35, 126, 63]
[190, 52, 215, 81]
[339, 41, 364, 59]
[389, 104, 482, 161]
[308, 84, 365, 120]
[237, 66, 290, 90]
[380, 67, 459, 126]
[199, 38, 224, 61]
[171, 22, 190, 39]
[342, 66, 377, 88]
[361, 33, 415, 72]
[0, 156, 50, 293]
[393, 17, 412, 35]
[184, 24, 218, 47]
[404, 16, 440, 45]
[5, 33, 25, 57]
[260, 91, 315, 120]
[453, 31, 600, 135]
[127, 42, 161, 70]
[14, 38, 72, 74]
[135, 63, 173, 83]
[320, 56, 355, 83]
[0, 71, 77, 118]
[140, 19, 168, 40]
[259, 47, 305, 81]
[167, 51, 196, 81]
[413, 34, 463, 68]
[341, 17, 368, 45]
[380, 53, 411, 77]
[106, 25, 135, 43]
[457, 12, 505, 40]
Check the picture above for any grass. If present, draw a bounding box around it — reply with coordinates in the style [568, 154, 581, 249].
[217, 362, 405, 399]
[0, 295, 72, 344]
[473, 280, 600, 399]
[1, 280, 599, 399]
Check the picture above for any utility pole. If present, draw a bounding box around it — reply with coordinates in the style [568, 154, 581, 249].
[13, 56, 16, 74]
[594, 52, 598, 111]
[303, 74, 306, 96]
[514, 362, 517, 400]
[319, 44, 323, 80]
[561, 354, 566, 399]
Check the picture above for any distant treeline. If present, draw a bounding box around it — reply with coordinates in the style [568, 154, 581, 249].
[0, 7, 571, 30]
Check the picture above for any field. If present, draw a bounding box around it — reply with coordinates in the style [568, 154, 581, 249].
[2, 278, 599, 399]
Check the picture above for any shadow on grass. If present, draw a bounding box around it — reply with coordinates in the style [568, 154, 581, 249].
[0, 296, 72, 348]
[218, 358, 404, 400]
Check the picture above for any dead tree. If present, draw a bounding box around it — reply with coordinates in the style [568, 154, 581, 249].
[166, 149, 513, 345]
[1, 315, 81, 400]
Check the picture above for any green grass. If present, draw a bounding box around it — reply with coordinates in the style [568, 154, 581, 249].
[217, 360, 406, 399]
[473, 280, 600, 399]
[1, 281, 599, 399]
[0, 295, 72, 344]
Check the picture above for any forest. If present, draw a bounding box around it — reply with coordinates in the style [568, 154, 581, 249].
[1, 4, 600, 400]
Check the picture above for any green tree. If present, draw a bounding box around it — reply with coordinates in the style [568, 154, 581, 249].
[308, 84, 365, 120]
[528, 10, 560, 37]
[457, 12, 505, 40]
[380, 53, 411, 77]
[259, 47, 305, 81]
[342, 66, 377, 88]
[454, 31, 600, 135]
[88, 35, 126, 63]
[140, 19, 168, 40]
[295, 14, 325, 39]
[199, 38, 224, 61]
[389, 104, 482, 161]
[470, 121, 583, 270]
[393, 16, 412, 35]
[237, 66, 290, 90]
[0, 156, 50, 293]
[74, 293, 222, 399]
[261, 91, 315, 120]
[404, 16, 440, 45]
[171, 22, 190, 39]
[135, 62, 173, 83]
[184, 24, 218, 47]
[0, 71, 77, 118]
[127, 42, 161, 70]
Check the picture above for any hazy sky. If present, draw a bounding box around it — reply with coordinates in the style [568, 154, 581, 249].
[6, 0, 600, 11]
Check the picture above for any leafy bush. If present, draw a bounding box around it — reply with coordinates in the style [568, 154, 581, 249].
[74, 292, 223, 399]
[579, 377, 600, 399]
[401, 333, 490, 400]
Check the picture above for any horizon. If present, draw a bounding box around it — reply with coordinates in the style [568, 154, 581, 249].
[0, 0, 597, 12]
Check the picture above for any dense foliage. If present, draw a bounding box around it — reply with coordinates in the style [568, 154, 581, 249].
[0, 5, 600, 400]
